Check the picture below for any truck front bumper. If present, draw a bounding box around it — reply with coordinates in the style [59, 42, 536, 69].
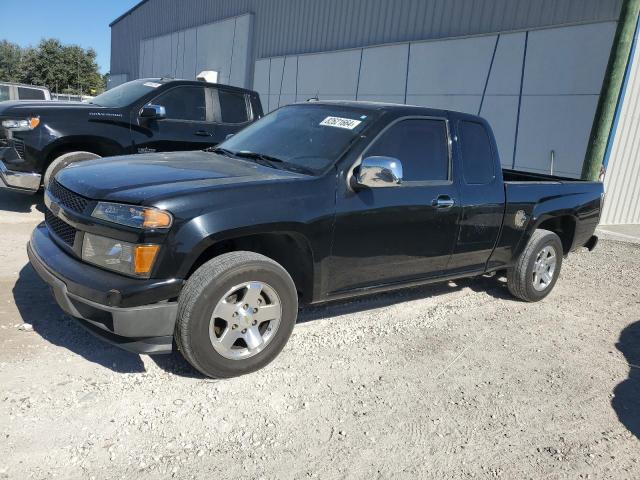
[27, 224, 183, 354]
[0, 147, 41, 193]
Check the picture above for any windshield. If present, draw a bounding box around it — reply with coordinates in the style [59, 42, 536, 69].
[218, 104, 377, 175]
[91, 79, 164, 108]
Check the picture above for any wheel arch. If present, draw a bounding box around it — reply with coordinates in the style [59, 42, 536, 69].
[44, 136, 125, 168]
[534, 215, 577, 255]
[186, 229, 316, 305]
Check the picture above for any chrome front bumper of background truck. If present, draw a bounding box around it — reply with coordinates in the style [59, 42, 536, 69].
[0, 149, 41, 193]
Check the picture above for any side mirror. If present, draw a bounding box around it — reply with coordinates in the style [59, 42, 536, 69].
[225, 133, 235, 140]
[140, 104, 166, 120]
[355, 156, 403, 188]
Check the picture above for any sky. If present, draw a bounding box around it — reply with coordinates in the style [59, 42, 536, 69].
[1, 0, 141, 73]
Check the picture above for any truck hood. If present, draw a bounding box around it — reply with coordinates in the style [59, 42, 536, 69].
[0, 100, 91, 114]
[0, 101, 125, 123]
[55, 151, 306, 204]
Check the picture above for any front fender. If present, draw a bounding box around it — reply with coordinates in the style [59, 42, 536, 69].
[172, 219, 320, 278]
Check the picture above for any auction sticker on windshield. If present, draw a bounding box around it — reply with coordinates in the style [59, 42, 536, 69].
[320, 116, 362, 130]
[143, 82, 162, 88]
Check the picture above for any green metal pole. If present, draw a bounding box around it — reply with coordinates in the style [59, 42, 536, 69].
[582, 0, 640, 180]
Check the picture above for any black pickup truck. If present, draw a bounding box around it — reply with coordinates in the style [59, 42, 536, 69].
[28, 101, 603, 378]
[0, 78, 262, 193]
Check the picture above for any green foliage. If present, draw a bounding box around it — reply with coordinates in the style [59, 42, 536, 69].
[0, 40, 23, 82]
[0, 39, 106, 95]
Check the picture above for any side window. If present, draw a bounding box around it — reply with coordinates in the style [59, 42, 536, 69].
[0, 85, 9, 102]
[18, 87, 46, 100]
[217, 89, 249, 124]
[366, 119, 449, 181]
[151, 86, 206, 121]
[460, 121, 495, 185]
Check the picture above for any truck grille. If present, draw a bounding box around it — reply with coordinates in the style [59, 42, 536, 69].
[12, 139, 25, 158]
[48, 179, 90, 213]
[45, 209, 77, 246]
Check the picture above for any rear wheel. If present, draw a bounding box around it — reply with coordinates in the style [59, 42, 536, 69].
[507, 229, 563, 302]
[175, 251, 298, 378]
[43, 151, 101, 189]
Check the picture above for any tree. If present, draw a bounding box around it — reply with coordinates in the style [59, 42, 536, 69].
[0, 38, 106, 95]
[0, 40, 23, 82]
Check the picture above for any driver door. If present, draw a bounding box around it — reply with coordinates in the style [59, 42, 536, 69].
[328, 117, 461, 294]
[132, 85, 219, 153]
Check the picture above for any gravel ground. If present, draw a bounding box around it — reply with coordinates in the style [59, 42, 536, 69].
[1, 189, 639, 479]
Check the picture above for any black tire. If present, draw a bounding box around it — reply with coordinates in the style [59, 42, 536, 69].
[507, 229, 564, 302]
[43, 151, 101, 189]
[175, 251, 298, 378]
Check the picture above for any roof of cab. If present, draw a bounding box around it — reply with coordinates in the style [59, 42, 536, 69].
[136, 77, 258, 95]
[289, 99, 486, 122]
[0, 81, 49, 90]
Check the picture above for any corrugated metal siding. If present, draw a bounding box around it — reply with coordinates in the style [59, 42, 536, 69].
[602, 30, 640, 225]
[110, 0, 622, 79]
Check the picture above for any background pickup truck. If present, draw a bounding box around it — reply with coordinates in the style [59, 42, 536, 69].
[0, 78, 262, 193]
[0, 81, 51, 102]
[28, 101, 603, 379]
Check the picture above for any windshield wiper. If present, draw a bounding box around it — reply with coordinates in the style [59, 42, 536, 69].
[208, 148, 283, 168]
[210, 148, 313, 174]
[206, 146, 237, 157]
[232, 151, 289, 170]
[234, 151, 285, 165]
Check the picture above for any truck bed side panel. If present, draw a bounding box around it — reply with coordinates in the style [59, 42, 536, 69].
[487, 181, 602, 270]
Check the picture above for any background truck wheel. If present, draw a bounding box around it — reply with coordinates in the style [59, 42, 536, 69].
[507, 229, 564, 302]
[43, 151, 101, 189]
[175, 251, 298, 379]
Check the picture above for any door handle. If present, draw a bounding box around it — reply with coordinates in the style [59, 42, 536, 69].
[194, 130, 213, 137]
[432, 195, 455, 209]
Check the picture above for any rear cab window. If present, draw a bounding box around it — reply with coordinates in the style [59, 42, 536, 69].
[215, 89, 250, 124]
[459, 121, 496, 185]
[17, 87, 46, 100]
[0, 85, 9, 102]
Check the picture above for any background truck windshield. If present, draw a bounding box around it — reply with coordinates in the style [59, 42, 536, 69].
[220, 104, 376, 174]
[90, 79, 163, 107]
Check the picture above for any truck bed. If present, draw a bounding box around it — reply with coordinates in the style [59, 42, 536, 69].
[502, 168, 592, 183]
[499, 169, 603, 256]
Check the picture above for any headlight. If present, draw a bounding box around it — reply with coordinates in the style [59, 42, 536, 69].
[2, 117, 40, 131]
[82, 233, 160, 277]
[92, 202, 173, 229]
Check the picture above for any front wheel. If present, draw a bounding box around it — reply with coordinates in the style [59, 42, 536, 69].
[175, 252, 298, 378]
[507, 229, 563, 302]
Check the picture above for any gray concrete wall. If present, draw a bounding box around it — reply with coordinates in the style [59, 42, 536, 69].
[137, 13, 253, 87]
[110, 0, 622, 84]
[254, 21, 616, 178]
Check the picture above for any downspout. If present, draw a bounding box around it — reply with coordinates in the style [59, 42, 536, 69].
[581, 0, 640, 180]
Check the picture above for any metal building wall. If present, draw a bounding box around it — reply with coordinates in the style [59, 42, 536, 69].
[137, 14, 254, 87]
[253, 21, 616, 178]
[601, 27, 640, 225]
[110, 0, 622, 81]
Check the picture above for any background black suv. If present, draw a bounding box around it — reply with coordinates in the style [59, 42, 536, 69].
[0, 78, 263, 193]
